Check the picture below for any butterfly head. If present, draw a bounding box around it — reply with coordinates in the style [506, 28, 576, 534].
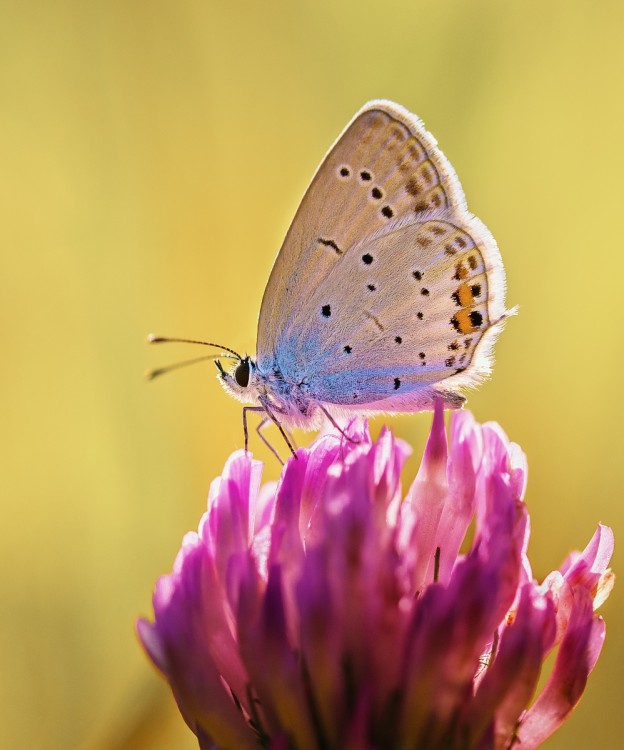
[216, 355, 261, 404]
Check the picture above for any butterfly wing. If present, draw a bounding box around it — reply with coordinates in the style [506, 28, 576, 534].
[256, 100, 508, 411]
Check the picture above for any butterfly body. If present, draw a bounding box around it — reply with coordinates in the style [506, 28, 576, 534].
[213, 100, 511, 449]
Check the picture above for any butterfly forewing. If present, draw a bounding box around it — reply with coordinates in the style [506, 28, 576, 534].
[256, 100, 507, 411]
[257, 102, 467, 356]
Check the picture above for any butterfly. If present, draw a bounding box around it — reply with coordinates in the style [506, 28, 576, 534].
[150, 100, 512, 461]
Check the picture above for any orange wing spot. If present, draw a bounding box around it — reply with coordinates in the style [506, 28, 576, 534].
[398, 140, 426, 172]
[425, 185, 446, 208]
[452, 283, 475, 307]
[451, 309, 481, 334]
[405, 178, 422, 196]
[431, 191, 443, 207]
[417, 234, 432, 248]
[366, 112, 387, 131]
[453, 261, 468, 280]
[418, 161, 436, 185]
[385, 126, 408, 151]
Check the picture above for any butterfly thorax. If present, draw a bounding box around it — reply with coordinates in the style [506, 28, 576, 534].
[218, 356, 316, 427]
[257, 360, 315, 420]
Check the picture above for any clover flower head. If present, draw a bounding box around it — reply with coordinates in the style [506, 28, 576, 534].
[138, 402, 614, 749]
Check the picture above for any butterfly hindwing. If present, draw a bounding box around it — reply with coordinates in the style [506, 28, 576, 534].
[287, 216, 503, 408]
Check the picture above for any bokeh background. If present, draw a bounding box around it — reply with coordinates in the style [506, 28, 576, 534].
[2, 1, 622, 748]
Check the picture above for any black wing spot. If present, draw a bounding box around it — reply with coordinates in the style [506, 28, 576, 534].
[344, 345, 352, 354]
[371, 187, 383, 199]
[419, 352, 426, 360]
[318, 237, 343, 255]
[395, 336, 402, 344]
[420, 288, 430, 296]
[413, 270, 423, 281]
[448, 341, 459, 351]
[417, 312, 424, 320]
[471, 284, 482, 297]
[321, 304, 331, 318]
[469, 311, 483, 328]
[445, 356, 456, 367]
[394, 377, 401, 390]
[367, 283, 376, 291]
[339, 165, 350, 177]
[381, 205, 394, 219]
[362, 253, 374, 265]
[360, 170, 372, 181]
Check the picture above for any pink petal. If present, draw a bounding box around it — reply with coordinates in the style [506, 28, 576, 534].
[435, 410, 479, 583]
[560, 524, 614, 601]
[200, 451, 263, 582]
[296, 548, 345, 746]
[399, 551, 514, 747]
[238, 564, 317, 750]
[516, 585, 607, 749]
[268, 452, 307, 638]
[139, 542, 255, 747]
[465, 585, 556, 749]
[402, 398, 449, 591]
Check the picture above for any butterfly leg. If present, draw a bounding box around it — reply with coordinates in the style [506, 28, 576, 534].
[242, 406, 266, 454]
[255, 416, 287, 466]
[259, 397, 298, 461]
[284, 428, 298, 450]
[316, 403, 359, 444]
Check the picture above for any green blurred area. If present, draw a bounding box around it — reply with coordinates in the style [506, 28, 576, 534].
[1, 1, 622, 748]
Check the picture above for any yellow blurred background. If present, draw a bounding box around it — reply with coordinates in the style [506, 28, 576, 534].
[2, 1, 622, 748]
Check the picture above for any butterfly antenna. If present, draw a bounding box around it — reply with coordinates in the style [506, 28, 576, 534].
[146, 353, 238, 381]
[147, 334, 242, 360]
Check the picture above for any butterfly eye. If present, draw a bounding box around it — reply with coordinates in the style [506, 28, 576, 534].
[234, 358, 251, 388]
